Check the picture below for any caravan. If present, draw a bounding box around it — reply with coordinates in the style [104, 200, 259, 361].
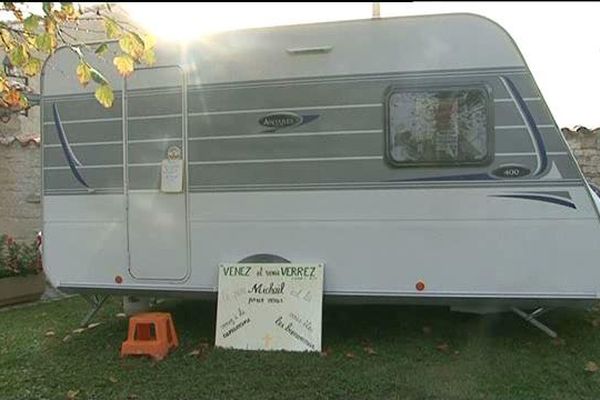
[41, 13, 600, 331]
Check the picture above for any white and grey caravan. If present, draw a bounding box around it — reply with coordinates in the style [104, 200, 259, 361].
[41, 13, 600, 334]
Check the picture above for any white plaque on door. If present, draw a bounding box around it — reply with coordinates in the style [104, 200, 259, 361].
[215, 263, 324, 352]
[160, 159, 183, 193]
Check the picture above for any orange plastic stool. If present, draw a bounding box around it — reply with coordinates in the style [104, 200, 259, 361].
[120, 312, 179, 361]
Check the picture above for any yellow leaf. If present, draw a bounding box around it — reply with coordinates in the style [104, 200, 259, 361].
[95, 84, 114, 108]
[76, 62, 91, 86]
[66, 389, 79, 400]
[23, 58, 42, 77]
[141, 48, 156, 66]
[103, 17, 120, 39]
[141, 33, 156, 49]
[585, 361, 599, 373]
[119, 33, 144, 59]
[0, 29, 13, 50]
[113, 54, 134, 77]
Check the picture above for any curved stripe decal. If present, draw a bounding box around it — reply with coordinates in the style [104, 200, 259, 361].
[52, 103, 90, 188]
[490, 194, 576, 209]
[499, 76, 548, 176]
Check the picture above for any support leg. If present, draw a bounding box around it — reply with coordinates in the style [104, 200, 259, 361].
[511, 307, 558, 338]
[80, 294, 109, 327]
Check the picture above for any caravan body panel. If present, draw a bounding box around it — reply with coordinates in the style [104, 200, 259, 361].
[41, 14, 600, 304]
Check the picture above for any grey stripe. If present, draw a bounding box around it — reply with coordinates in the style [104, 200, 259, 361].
[494, 127, 569, 154]
[128, 140, 183, 164]
[188, 133, 381, 163]
[44, 144, 123, 167]
[127, 117, 183, 141]
[188, 180, 583, 193]
[44, 167, 123, 191]
[128, 165, 161, 190]
[551, 154, 581, 180]
[186, 68, 532, 97]
[44, 188, 124, 195]
[44, 140, 123, 148]
[42, 96, 122, 123]
[127, 92, 182, 118]
[43, 120, 123, 145]
[189, 107, 383, 138]
[188, 103, 381, 117]
[187, 155, 540, 188]
[188, 129, 381, 141]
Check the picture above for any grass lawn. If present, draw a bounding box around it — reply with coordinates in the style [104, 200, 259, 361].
[1, 296, 600, 400]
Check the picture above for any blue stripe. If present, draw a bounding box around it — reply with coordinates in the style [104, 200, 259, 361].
[490, 194, 576, 209]
[501, 76, 548, 176]
[52, 103, 90, 189]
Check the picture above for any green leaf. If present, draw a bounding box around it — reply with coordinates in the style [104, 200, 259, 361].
[42, 2, 53, 15]
[76, 62, 91, 86]
[95, 84, 114, 108]
[113, 54, 134, 77]
[94, 43, 109, 56]
[35, 32, 55, 53]
[22, 58, 42, 77]
[9, 45, 28, 67]
[103, 17, 120, 39]
[23, 15, 41, 33]
[119, 33, 144, 59]
[60, 2, 75, 16]
[89, 67, 108, 85]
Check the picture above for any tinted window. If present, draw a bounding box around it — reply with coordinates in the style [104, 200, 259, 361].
[387, 87, 491, 166]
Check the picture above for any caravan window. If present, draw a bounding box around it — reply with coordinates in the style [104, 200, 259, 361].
[386, 86, 492, 166]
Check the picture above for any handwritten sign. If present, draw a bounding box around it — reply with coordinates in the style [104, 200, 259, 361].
[160, 159, 183, 193]
[215, 263, 324, 352]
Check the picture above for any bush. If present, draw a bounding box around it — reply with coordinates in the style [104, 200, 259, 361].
[0, 234, 42, 279]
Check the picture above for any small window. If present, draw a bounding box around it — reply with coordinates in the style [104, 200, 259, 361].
[386, 86, 492, 166]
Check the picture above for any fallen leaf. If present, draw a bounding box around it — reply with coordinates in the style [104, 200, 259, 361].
[345, 351, 356, 359]
[108, 376, 118, 384]
[72, 328, 86, 334]
[87, 322, 102, 329]
[363, 346, 377, 356]
[66, 389, 79, 399]
[436, 343, 449, 353]
[115, 313, 126, 318]
[453, 350, 460, 355]
[585, 361, 599, 373]
[320, 346, 333, 358]
[187, 350, 201, 357]
[62, 334, 72, 343]
[45, 330, 55, 337]
[422, 326, 432, 335]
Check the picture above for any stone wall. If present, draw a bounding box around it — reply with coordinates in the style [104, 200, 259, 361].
[562, 128, 600, 186]
[0, 128, 41, 242]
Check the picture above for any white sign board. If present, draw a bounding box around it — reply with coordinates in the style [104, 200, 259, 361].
[215, 263, 324, 352]
[160, 159, 183, 193]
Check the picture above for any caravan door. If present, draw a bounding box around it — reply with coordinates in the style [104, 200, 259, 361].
[126, 66, 189, 281]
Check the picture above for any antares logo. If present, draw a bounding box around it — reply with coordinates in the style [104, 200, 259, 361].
[258, 112, 319, 132]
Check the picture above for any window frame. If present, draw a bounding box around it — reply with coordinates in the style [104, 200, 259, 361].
[383, 83, 495, 168]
